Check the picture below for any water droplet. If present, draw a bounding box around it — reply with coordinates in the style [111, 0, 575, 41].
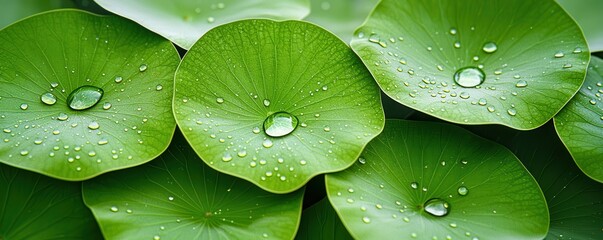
[237, 150, 247, 158]
[40, 92, 57, 105]
[457, 186, 468, 196]
[424, 198, 450, 217]
[323, 126, 331, 132]
[156, 84, 163, 91]
[139, 64, 148, 72]
[103, 102, 112, 110]
[563, 63, 572, 69]
[20, 103, 28, 110]
[56, 112, 69, 121]
[88, 121, 100, 130]
[554, 51, 565, 58]
[453, 67, 485, 88]
[410, 182, 418, 189]
[453, 41, 461, 48]
[50, 82, 59, 88]
[207, 17, 215, 23]
[573, 47, 582, 53]
[20, 150, 29, 156]
[263, 99, 271, 107]
[263, 112, 298, 137]
[507, 108, 517, 116]
[482, 42, 497, 53]
[487, 106, 495, 112]
[216, 97, 224, 104]
[358, 157, 366, 164]
[153, 235, 160, 240]
[449, 28, 457, 35]
[589, 99, 597, 105]
[114, 76, 123, 83]
[450, 223, 458, 228]
[362, 216, 371, 223]
[222, 153, 232, 162]
[168, 196, 174, 201]
[67, 85, 103, 110]
[252, 127, 261, 134]
[98, 139, 108, 145]
[515, 80, 528, 88]
[459, 92, 470, 99]
[262, 139, 273, 148]
[478, 98, 487, 106]
[110, 206, 119, 212]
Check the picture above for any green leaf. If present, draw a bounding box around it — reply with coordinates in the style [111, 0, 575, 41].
[296, 197, 353, 240]
[0, 10, 179, 180]
[0, 163, 102, 239]
[0, 0, 72, 29]
[350, 0, 589, 130]
[554, 56, 603, 182]
[173, 19, 384, 193]
[82, 129, 304, 240]
[94, 0, 311, 50]
[557, 0, 603, 52]
[325, 120, 548, 239]
[504, 123, 603, 240]
[304, 0, 378, 43]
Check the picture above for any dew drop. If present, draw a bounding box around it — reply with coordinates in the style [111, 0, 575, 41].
[563, 63, 573, 69]
[487, 106, 495, 113]
[20, 150, 29, 156]
[362, 216, 371, 223]
[453, 67, 485, 88]
[40, 92, 57, 105]
[478, 98, 487, 106]
[507, 108, 517, 116]
[410, 182, 418, 189]
[216, 97, 224, 104]
[139, 64, 148, 72]
[453, 42, 461, 48]
[573, 47, 583, 53]
[103, 102, 112, 110]
[554, 51, 565, 58]
[88, 121, 100, 130]
[156, 84, 163, 91]
[515, 80, 528, 88]
[358, 157, 366, 164]
[57, 112, 69, 121]
[67, 85, 103, 110]
[449, 28, 457, 35]
[263, 99, 271, 107]
[457, 186, 468, 196]
[482, 42, 498, 53]
[252, 126, 261, 134]
[424, 198, 450, 217]
[114, 76, 123, 83]
[263, 112, 298, 137]
[50, 82, 59, 88]
[20, 103, 28, 110]
[262, 139, 273, 148]
[459, 92, 470, 99]
[222, 153, 232, 162]
[110, 206, 119, 212]
[237, 150, 247, 158]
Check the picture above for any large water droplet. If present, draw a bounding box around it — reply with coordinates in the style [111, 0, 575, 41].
[453, 67, 485, 88]
[67, 85, 103, 110]
[40, 92, 57, 105]
[424, 198, 450, 217]
[482, 42, 498, 53]
[263, 112, 298, 137]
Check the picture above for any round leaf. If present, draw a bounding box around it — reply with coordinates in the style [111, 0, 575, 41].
[82, 130, 304, 240]
[557, 0, 603, 52]
[174, 19, 384, 193]
[0, 10, 179, 180]
[350, 0, 589, 130]
[0, 162, 101, 239]
[554, 56, 603, 182]
[94, 0, 310, 50]
[325, 120, 548, 239]
[303, 0, 378, 43]
[296, 197, 353, 240]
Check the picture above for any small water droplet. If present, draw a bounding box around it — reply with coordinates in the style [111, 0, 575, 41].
[573, 47, 582, 53]
[459, 92, 470, 99]
[453, 41, 461, 48]
[114, 76, 123, 83]
[222, 153, 232, 162]
[454, 67, 485, 88]
[98, 139, 108, 145]
[67, 85, 103, 110]
[20, 150, 29, 156]
[450, 223, 458, 228]
[487, 106, 495, 112]
[478, 98, 487, 106]
[40, 92, 57, 105]
[237, 150, 247, 158]
[110, 206, 119, 212]
[262, 139, 273, 148]
[139, 64, 148, 72]
[482, 42, 497, 53]
[103, 102, 112, 110]
[168, 196, 174, 201]
[57, 112, 69, 121]
[88, 121, 100, 130]
[507, 108, 517, 116]
[252, 127, 261, 134]
[263, 99, 271, 107]
[589, 99, 597, 105]
[207, 17, 215, 23]
[457, 186, 468, 196]
[50, 82, 59, 88]
[156, 84, 163, 91]
[554, 51, 565, 58]
[563, 63, 573, 69]
[358, 157, 366, 164]
[263, 112, 298, 137]
[424, 198, 450, 217]
[410, 182, 418, 189]
[449, 28, 457, 35]
[20, 103, 28, 110]
[216, 97, 224, 104]
[323, 126, 331, 132]
[515, 80, 528, 88]
[362, 216, 371, 223]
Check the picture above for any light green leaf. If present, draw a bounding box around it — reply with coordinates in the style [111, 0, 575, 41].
[0, 10, 179, 180]
[304, 0, 378, 43]
[0, 163, 101, 239]
[82, 130, 304, 240]
[557, 0, 603, 52]
[0, 0, 72, 29]
[351, 0, 589, 130]
[94, 0, 310, 50]
[296, 197, 353, 240]
[554, 56, 603, 183]
[326, 120, 548, 239]
[173, 19, 384, 193]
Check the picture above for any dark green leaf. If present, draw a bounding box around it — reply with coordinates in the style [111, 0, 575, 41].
[296, 197, 353, 240]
